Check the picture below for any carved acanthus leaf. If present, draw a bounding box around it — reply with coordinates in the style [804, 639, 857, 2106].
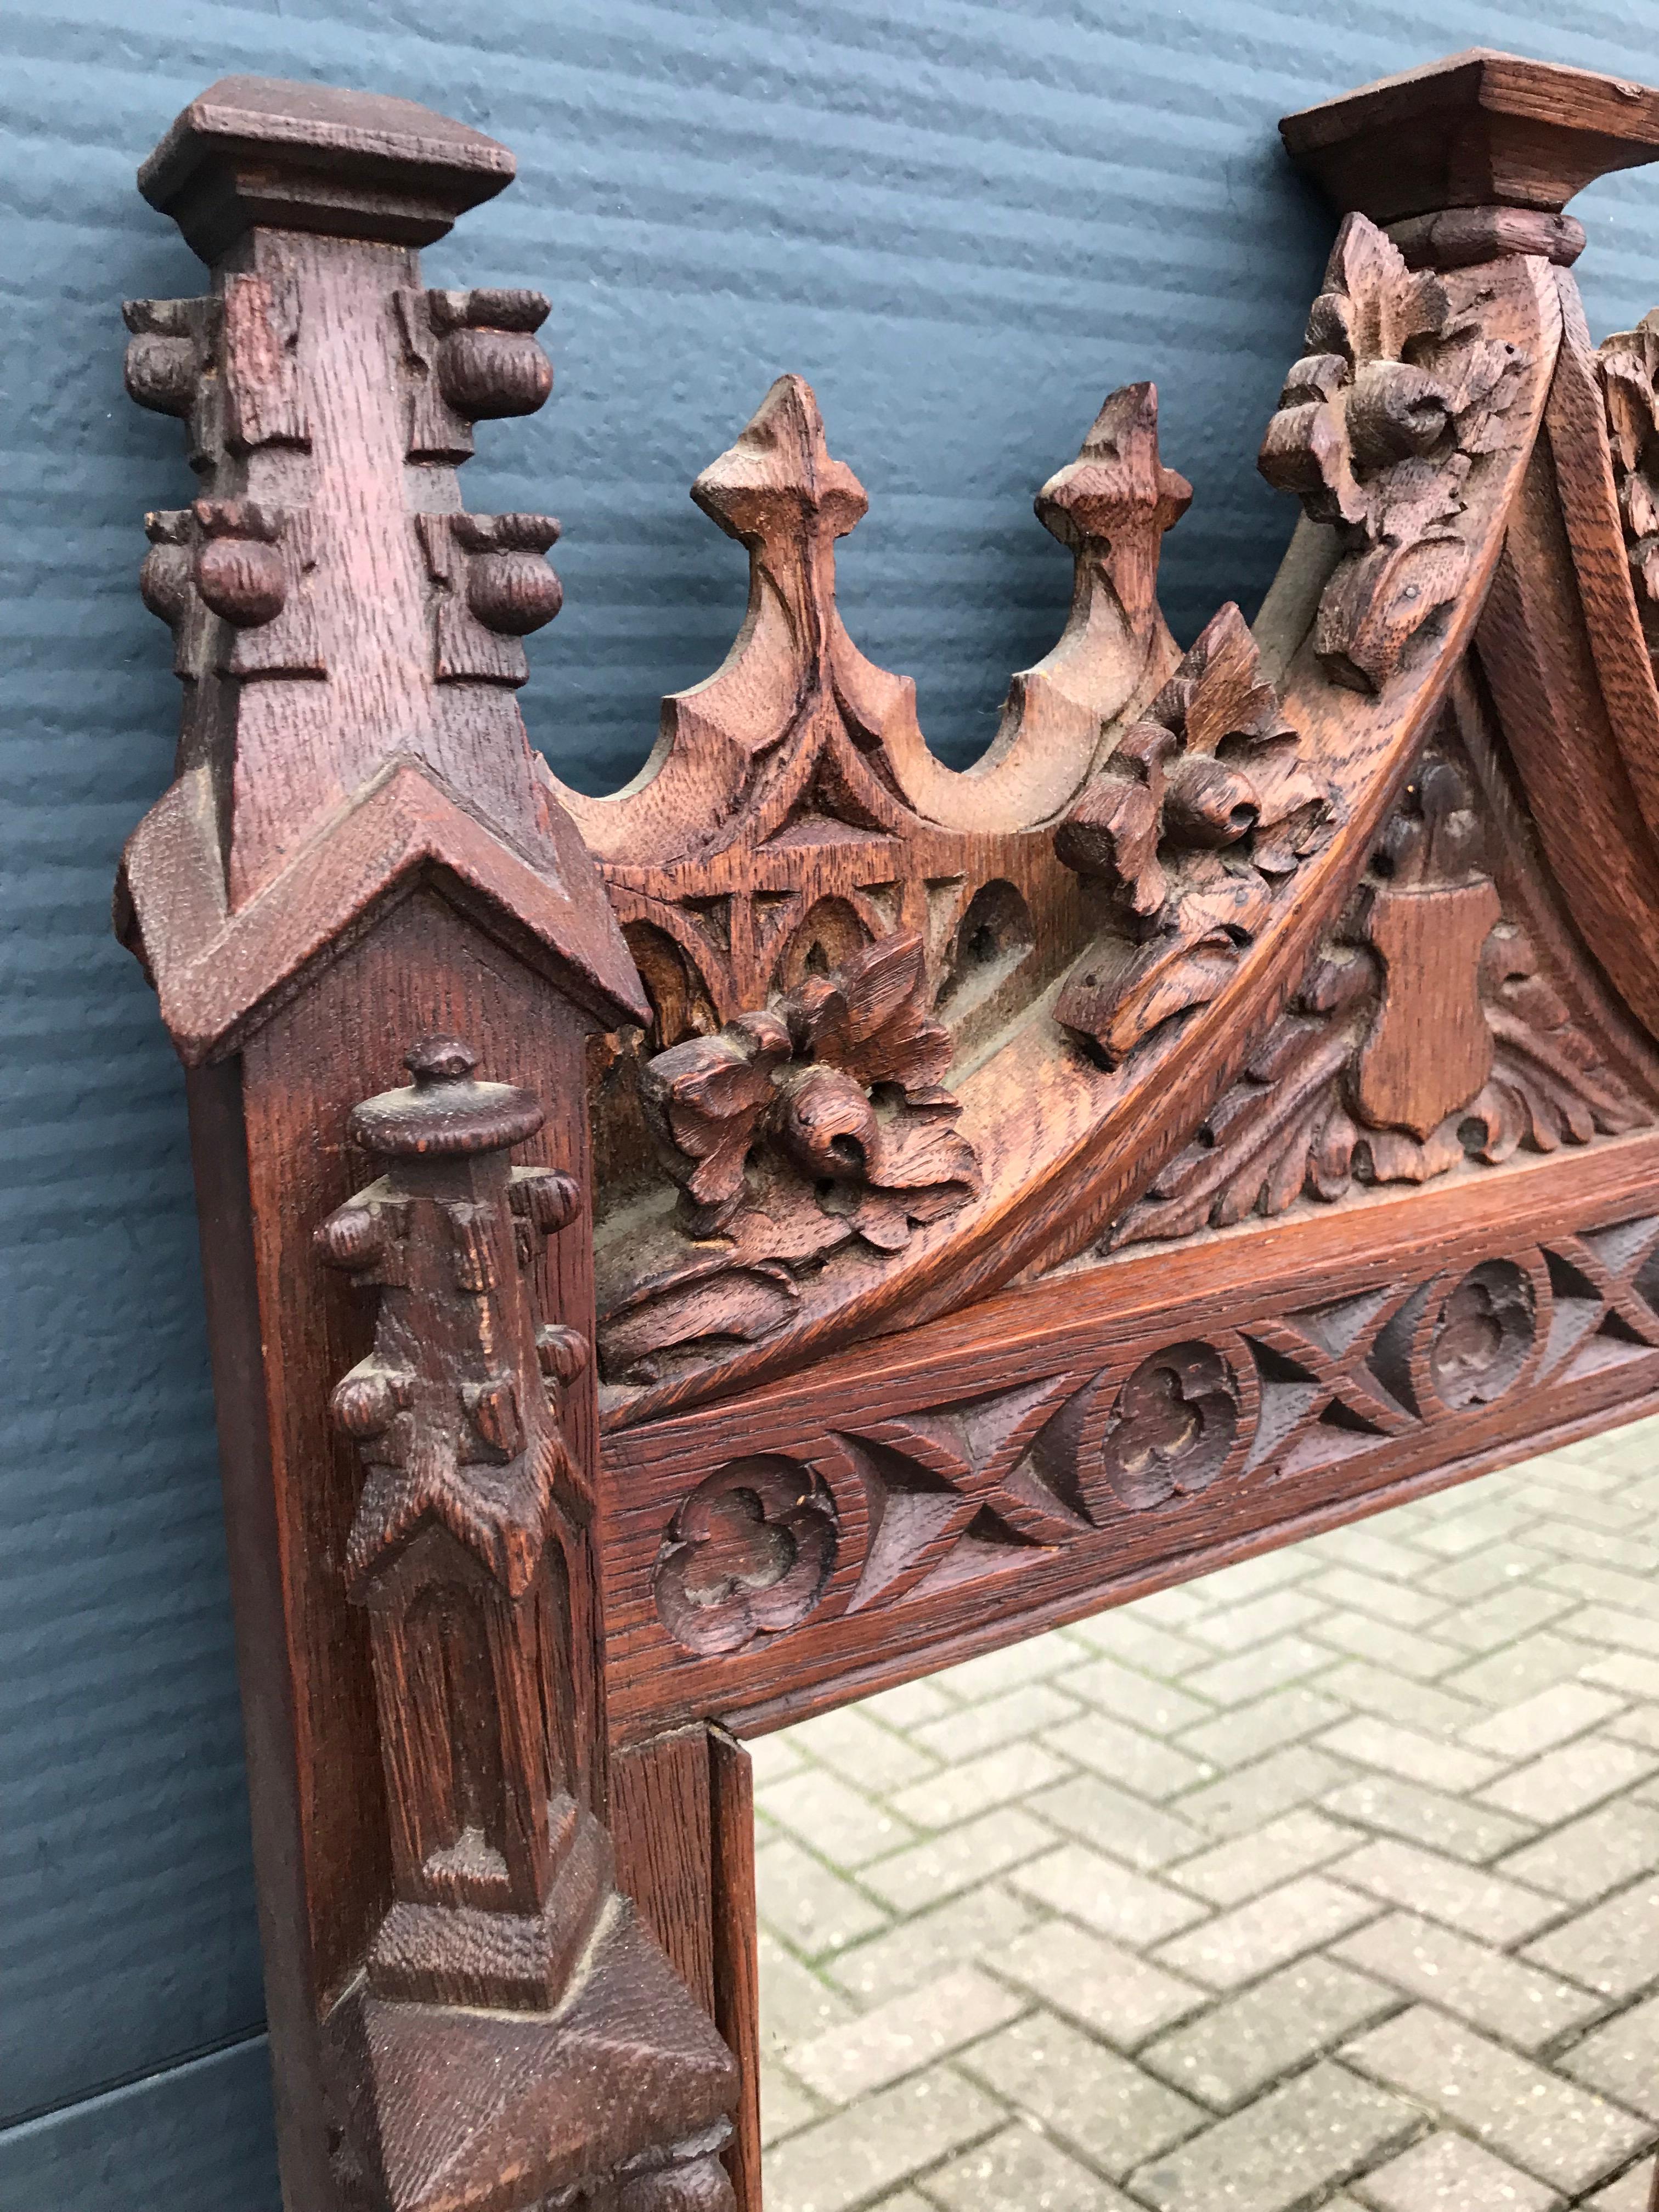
[1597, 309, 1659, 658]
[1259, 213, 1527, 694]
[1110, 753, 1651, 1249]
[1052, 602, 1330, 1067]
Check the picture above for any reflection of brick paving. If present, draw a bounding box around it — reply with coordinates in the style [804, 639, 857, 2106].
[754, 1421, 1659, 2212]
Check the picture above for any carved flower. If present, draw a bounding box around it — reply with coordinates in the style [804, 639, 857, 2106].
[640, 930, 978, 1250]
[1429, 1261, 1536, 1411]
[1054, 603, 1329, 1066]
[1259, 213, 1525, 693]
[654, 1457, 838, 1655]
[1098, 1342, 1240, 1512]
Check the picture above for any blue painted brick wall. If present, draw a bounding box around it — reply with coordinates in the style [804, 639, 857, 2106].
[4, 4, 1659, 2204]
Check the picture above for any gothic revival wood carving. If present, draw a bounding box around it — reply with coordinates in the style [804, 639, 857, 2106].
[605, 1158, 1659, 1738]
[112, 49, 1659, 2212]
[1110, 696, 1659, 1249]
[583, 372, 1190, 1388]
[1599, 309, 1659, 662]
[1258, 212, 1530, 693]
[1053, 602, 1329, 1066]
[574, 189, 1563, 1426]
[115, 78, 730, 2212]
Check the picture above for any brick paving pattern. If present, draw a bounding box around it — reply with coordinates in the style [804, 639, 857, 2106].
[754, 1420, 1659, 2212]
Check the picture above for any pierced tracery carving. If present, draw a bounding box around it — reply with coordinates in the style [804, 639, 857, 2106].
[1259, 213, 1528, 692]
[623, 1217, 1659, 1687]
[588, 376, 1205, 1384]
[1110, 746, 1654, 1250]
[1053, 603, 1330, 1066]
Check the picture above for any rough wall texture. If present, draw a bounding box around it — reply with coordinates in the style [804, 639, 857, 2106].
[3, 3, 1659, 2205]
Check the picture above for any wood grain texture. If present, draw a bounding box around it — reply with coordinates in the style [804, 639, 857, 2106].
[610, 1728, 717, 2018]
[122, 76, 735, 2212]
[593, 243, 1562, 1430]
[1109, 674, 1659, 1246]
[1280, 48, 1659, 223]
[709, 1731, 761, 2212]
[1477, 283, 1659, 1040]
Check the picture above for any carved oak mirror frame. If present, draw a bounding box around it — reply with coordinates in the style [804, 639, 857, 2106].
[115, 50, 1659, 2211]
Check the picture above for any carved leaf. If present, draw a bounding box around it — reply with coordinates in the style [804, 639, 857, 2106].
[1598, 311, 1659, 660]
[786, 933, 953, 1093]
[639, 1009, 792, 1229]
[1109, 747, 1654, 1250]
[1259, 212, 1527, 694]
[1054, 604, 1328, 1067]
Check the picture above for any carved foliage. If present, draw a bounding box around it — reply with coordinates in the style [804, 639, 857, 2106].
[318, 1037, 606, 2011]
[124, 268, 559, 749]
[1259, 213, 1527, 692]
[416, 509, 563, 686]
[642, 929, 974, 1241]
[591, 379, 1204, 1389]
[1111, 749, 1652, 1250]
[1053, 603, 1330, 1065]
[605, 933, 978, 1385]
[395, 285, 555, 460]
[1598, 309, 1659, 659]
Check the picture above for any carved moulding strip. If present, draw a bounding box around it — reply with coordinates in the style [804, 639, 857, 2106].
[600, 1131, 1659, 1741]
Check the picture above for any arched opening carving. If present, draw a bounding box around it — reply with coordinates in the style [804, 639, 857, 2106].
[773, 896, 872, 995]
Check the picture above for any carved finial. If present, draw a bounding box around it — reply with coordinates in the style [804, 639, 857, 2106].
[1054, 603, 1329, 1066]
[117, 78, 646, 1057]
[349, 1038, 544, 1159]
[406, 1035, 477, 1084]
[1036, 382, 1192, 634]
[318, 1044, 605, 2010]
[692, 373, 868, 546]
[690, 375, 868, 673]
[1259, 213, 1527, 693]
[137, 75, 517, 261]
